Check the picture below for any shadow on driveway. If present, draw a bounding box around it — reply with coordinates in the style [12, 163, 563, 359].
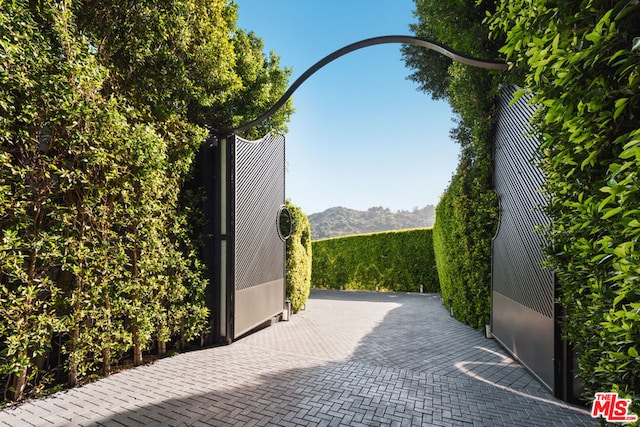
[2, 290, 596, 426]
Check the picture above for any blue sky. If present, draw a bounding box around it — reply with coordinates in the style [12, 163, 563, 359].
[235, 0, 459, 215]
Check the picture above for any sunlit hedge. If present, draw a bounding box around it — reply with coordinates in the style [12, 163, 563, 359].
[285, 201, 312, 313]
[403, 0, 505, 331]
[432, 168, 498, 330]
[488, 0, 640, 405]
[0, 0, 290, 403]
[312, 229, 439, 293]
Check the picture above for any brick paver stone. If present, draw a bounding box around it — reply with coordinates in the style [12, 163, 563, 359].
[0, 290, 597, 426]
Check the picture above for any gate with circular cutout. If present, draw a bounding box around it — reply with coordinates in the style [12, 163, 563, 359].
[200, 35, 575, 402]
[202, 132, 287, 343]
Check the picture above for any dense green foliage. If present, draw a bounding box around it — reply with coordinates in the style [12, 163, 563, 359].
[312, 229, 439, 293]
[488, 0, 640, 405]
[0, 0, 291, 402]
[432, 169, 498, 328]
[309, 205, 435, 240]
[285, 201, 312, 313]
[403, 0, 506, 328]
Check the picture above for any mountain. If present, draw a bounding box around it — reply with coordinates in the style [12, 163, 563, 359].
[309, 205, 435, 240]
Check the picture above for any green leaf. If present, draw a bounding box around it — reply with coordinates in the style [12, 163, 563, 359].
[581, 151, 598, 169]
[509, 89, 528, 106]
[613, 242, 632, 258]
[613, 98, 629, 120]
[601, 207, 623, 219]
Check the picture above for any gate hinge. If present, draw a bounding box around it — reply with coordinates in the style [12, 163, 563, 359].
[208, 135, 219, 148]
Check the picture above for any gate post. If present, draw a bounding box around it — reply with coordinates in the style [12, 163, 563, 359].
[202, 135, 233, 345]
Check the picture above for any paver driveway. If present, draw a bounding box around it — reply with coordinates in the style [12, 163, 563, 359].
[1, 290, 596, 426]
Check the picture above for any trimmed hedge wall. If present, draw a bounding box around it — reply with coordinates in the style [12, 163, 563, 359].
[402, 0, 505, 331]
[285, 201, 312, 313]
[311, 229, 439, 293]
[432, 168, 498, 330]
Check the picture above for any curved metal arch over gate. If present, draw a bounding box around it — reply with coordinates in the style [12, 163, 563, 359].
[223, 35, 508, 135]
[202, 35, 575, 402]
[204, 35, 509, 345]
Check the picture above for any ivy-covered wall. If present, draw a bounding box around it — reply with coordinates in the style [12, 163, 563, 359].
[312, 229, 439, 293]
[488, 0, 640, 405]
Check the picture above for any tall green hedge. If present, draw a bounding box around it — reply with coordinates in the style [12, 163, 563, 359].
[0, 0, 291, 403]
[488, 0, 640, 406]
[403, 0, 505, 329]
[285, 201, 312, 313]
[432, 168, 498, 329]
[312, 229, 439, 293]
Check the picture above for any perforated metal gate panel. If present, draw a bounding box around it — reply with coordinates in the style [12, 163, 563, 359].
[492, 85, 555, 390]
[231, 133, 286, 338]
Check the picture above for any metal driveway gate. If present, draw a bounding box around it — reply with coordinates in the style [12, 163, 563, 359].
[203, 132, 287, 344]
[195, 38, 585, 401]
[491, 85, 557, 392]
